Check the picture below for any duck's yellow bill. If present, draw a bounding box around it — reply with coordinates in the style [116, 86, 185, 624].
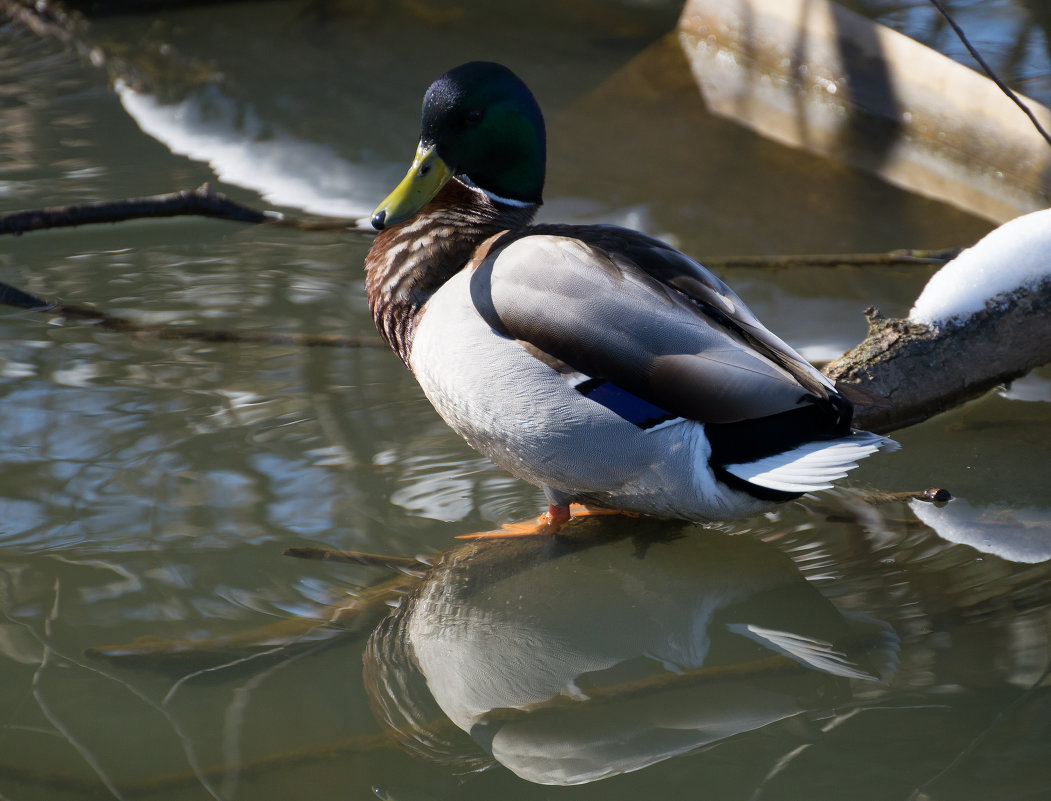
[371, 143, 452, 230]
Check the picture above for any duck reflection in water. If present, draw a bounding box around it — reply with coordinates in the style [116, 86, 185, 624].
[363, 518, 899, 786]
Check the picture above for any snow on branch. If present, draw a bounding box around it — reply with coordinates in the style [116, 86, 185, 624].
[827, 209, 1051, 433]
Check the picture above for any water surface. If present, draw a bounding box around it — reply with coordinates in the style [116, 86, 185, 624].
[0, 3, 1049, 800]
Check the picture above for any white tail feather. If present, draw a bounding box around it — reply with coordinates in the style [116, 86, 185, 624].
[724, 431, 897, 493]
[726, 622, 897, 682]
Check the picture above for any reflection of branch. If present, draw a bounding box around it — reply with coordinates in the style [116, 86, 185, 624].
[31, 579, 130, 800]
[825, 278, 1051, 433]
[85, 572, 417, 665]
[284, 546, 430, 573]
[927, 0, 1051, 148]
[909, 655, 1051, 799]
[0, 184, 368, 236]
[0, 279, 386, 349]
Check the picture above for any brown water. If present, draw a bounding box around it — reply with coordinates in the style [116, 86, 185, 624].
[0, 2, 1049, 800]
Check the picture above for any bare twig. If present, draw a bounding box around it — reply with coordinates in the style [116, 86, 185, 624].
[927, 0, 1051, 148]
[0, 184, 370, 236]
[85, 571, 418, 665]
[908, 656, 1051, 800]
[703, 248, 960, 270]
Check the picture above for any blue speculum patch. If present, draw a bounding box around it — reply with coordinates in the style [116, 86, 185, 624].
[575, 378, 676, 430]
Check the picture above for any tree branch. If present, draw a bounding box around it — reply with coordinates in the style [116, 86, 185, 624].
[825, 278, 1051, 433]
[0, 184, 369, 236]
[702, 248, 960, 270]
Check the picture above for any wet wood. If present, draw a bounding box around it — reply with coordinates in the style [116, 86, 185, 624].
[824, 278, 1051, 432]
[0, 183, 363, 236]
[284, 546, 431, 573]
[677, 0, 1051, 222]
[702, 248, 961, 270]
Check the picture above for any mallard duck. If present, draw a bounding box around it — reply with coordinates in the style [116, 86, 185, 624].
[366, 61, 894, 532]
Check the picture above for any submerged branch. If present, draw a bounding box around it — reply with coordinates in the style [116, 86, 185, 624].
[2, 232, 1043, 425]
[85, 571, 417, 665]
[703, 248, 960, 270]
[0, 279, 386, 348]
[0, 184, 368, 236]
[825, 278, 1051, 433]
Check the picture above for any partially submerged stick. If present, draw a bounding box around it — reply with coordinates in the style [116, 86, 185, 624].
[0, 184, 367, 236]
[0, 278, 386, 348]
[826, 277, 1051, 432]
[85, 570, 418, 665]
[284, 546, 431, 574]
[703, 248, 960, 270]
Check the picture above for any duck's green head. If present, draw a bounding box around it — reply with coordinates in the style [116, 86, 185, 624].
[371, 62, 546, 230]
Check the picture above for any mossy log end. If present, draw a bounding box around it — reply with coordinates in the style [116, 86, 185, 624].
[826, 278, 1051, 433]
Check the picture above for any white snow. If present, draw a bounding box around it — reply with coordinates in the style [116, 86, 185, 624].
[909, 207, 1051, 328]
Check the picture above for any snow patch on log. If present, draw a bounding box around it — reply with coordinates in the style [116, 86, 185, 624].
[909, 208, 1051, 328]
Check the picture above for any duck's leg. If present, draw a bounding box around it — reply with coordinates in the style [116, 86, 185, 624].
[455, 503, 570, 539]
[544, 502, 572, 528]
[454, 503, 638, 540]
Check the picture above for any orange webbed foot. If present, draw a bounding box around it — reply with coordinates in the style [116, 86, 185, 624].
[454, 503, 637, 540]
[455, 503, 570, 540]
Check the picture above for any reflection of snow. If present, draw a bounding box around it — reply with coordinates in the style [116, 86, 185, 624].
[909, 208, 1051, 327]
[115, 80, 396, 218]
[910, 498, 1051, 563]
[796, 342, 847, 363]
[1000, 370, 1051, 403]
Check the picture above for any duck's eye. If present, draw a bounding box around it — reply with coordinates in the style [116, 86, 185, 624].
[464, 109, 483, 126]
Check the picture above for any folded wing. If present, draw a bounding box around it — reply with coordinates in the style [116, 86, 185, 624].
[470, 226, 844, 429]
